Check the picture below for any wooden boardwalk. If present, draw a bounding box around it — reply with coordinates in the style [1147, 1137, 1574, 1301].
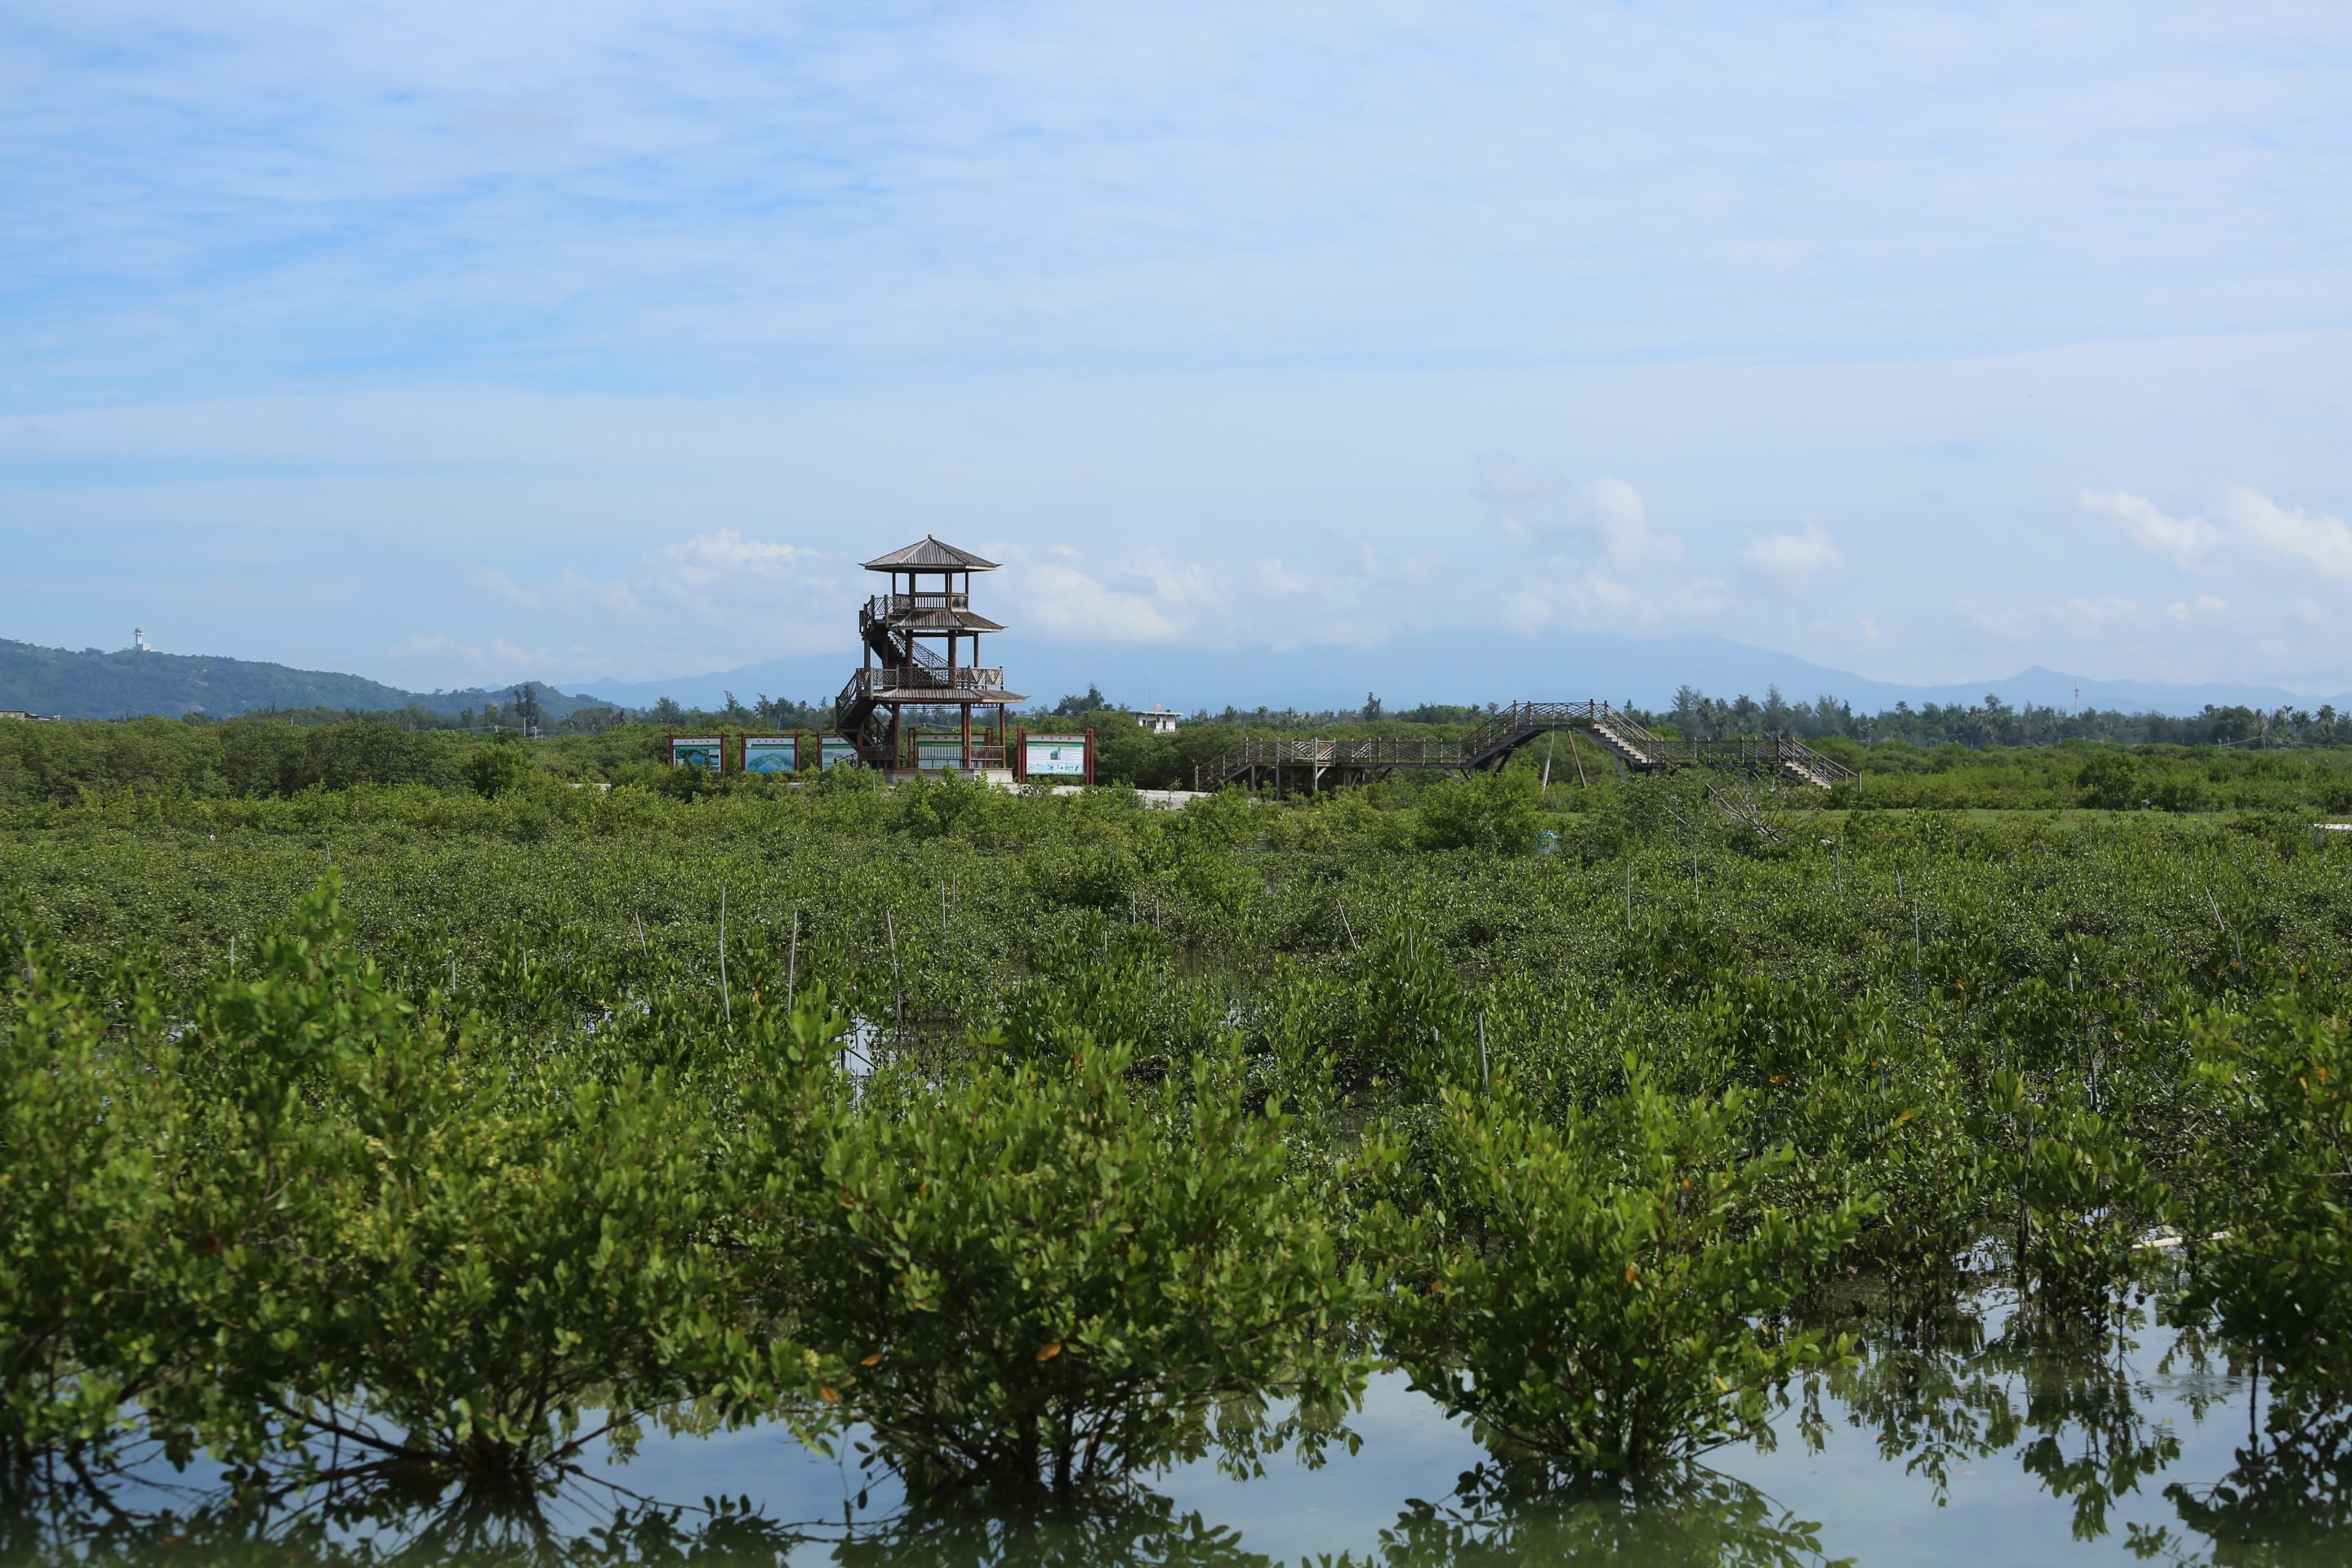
[1193, 700, 1855, 794]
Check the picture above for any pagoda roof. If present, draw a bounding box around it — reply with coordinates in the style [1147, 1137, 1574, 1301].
[862, 535, 1000, 572]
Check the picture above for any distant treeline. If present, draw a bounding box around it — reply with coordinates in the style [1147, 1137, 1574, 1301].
[1657, 684, 2343, 750]
[11, 691, 2352, 816]
[1149, 683, 2342, 751]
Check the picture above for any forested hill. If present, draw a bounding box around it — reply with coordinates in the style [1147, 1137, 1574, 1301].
[0, 639, 603, 720]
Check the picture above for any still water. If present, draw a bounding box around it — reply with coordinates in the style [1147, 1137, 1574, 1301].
[10, 1282, 2346, 1566]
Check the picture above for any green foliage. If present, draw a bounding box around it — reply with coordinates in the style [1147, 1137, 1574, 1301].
[2, 878, 749, 1481]
[270, 1045, 733, 1478]
[2170, 997, 2352, 1394]
[9, 766, 2352, 1528]
[1414, 769, 1546, 854]
[734, 1027, 1369, 1494]
[1974, 1076, 2163, 1310]
[1347, 915, 1476, 1095]
[0, 920, 175, 1472]
[458, 733, 534, 796]
[2077, 751, 2140, 809]
[1369, 1078, 1864, 1478]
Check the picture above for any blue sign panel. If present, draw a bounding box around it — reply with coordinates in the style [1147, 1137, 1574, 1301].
[1026, 735, 1086, 777]
[742, 737, 798, 774]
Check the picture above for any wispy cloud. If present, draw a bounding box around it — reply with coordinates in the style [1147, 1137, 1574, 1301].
[2082, 486, 2352, 581]
[1477, 457, 1684, 574]
[6, 2, 2348, 403]
[1738, 516, 1842, 599]
[447, 532, 855, 676]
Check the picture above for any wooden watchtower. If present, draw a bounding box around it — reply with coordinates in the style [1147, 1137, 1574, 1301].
[834, 536, 1026, 773]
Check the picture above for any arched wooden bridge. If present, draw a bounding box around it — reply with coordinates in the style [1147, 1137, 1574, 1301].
[1192, 700, 1855, 794]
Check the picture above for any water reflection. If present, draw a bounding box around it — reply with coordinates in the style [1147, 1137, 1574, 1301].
[0, 1472, 811, 1566]
[831, 1490, 1267, 1567]
[1365, 1464, 1842, 1568]
[3, 1275, 2347, 1566]
[0, 1467, 1848, 1568]
[1812, 1279, 2204, 1539]
[2136, 1400, 2352, 1566]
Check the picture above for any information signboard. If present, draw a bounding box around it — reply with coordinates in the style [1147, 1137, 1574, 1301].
[820, 737, 862, 769]
[918, 742, 967, 770]
[1025, 734, 1087, 777]
[742, 737, 799, 775]
[670, 736, 723, 772]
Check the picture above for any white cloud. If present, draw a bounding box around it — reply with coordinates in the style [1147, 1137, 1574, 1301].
[1475, 457, 1689, 580]
[2079, 489, 2219, 568]
[448, 531, 854, 675]
[2213, 485, 2352, 581]
[2082, 485, 2352, 581]
[1738, 515, 1842, 598]
[1001, 555, 1186, 644]
[1579, 477, 1687, 577]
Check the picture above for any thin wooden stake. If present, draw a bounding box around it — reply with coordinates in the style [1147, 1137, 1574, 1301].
[635, 911, 651, 971]
[2205, 886, 2243, 966]
[886, 907, 904, 1037]
[1572, 732, 1589, 789]
[1339, 902, 1358, 949]
[1479, 1012, 1490, 1094]
[229, 934, 235, 971]
[1541, 733, 1554, 791]
[719, 886, 732, 1026]
[787, 909, 800, 1002]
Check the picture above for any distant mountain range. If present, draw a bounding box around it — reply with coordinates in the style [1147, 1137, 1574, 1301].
[7, 631, 2345, 724]
[0, 639, 608, 721]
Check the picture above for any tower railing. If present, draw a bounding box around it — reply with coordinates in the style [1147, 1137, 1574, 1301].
[866, 592, 971, 617]
[843, 665, 1007, 700]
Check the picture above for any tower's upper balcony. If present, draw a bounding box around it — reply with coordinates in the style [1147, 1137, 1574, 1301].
[862, 594, 1005, 634]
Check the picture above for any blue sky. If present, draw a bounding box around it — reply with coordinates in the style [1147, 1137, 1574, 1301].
[4, 1, 2350, 703]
